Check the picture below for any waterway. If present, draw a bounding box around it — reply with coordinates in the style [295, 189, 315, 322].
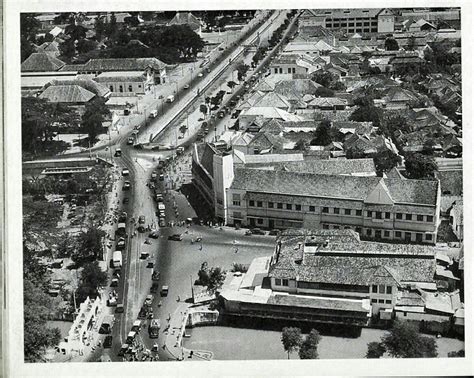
[183, 326, 464, 360]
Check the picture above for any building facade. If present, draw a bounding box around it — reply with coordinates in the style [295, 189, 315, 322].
[226, 167, 440, 244]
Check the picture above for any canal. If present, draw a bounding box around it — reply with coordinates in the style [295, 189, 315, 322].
[183, 326, 464, 360]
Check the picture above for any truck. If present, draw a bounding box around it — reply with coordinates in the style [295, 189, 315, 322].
[149, 110, 158, 118]
[99, 315, 115, 334]
[148, 319, 160, 339]
[166, 95, 175, 103]
[112, 251, 122, 269]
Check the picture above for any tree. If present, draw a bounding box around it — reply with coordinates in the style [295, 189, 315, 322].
[236, 63, 250, 81]
[94, 15, 106, 41]
[404, 153, 438, 180]
[207, 266, 226, 293]
[373, 150, 402, 176]
[76, 261, 108, 303]
[294, 138, 309, 151]
[311, 120, 333, 146]
[381, 320, 438, 358]
[385, 37, 399, 51]
[311, 71, 335, 88]
[227, 80, 237, 92]
[299, 329, 321, 359]
[81, 97, 110, 141]
[107, 13, 118, 38]
[59, 39, 76, 60]
[76, 39, 98, 54]
[407, 36, 416, 51]
[281, 327, 302, 359]
[71, 227, 105, 266]
[64, 24, 88, 41]
[199, 104, 209, 120]
[21, 35, 36, 63]
[349, 98, 383, 127]
[379, 115, 410, 138]
[24, 280, 62, 362]
[448, 349, 465, 358]
[159, 25, 204, 61]
[366, 342, 386, 358]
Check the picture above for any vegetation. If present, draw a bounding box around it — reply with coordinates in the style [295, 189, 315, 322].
[236, 63, 250, 81]
[311, 120, 334, 146]
[298, 329, 321, 359]
[373, 150, 402, 176]
[447, 349, 465, 358]
[20, 14, 41, 62]
[76, 261, 108, 303]
[195, 262, 226, 294]
[281, 327, 302, 359]
[368, 320, 438, 358]
[71, 228, 106, 267]
[231, 263, 248, 273]
[404, 153, 438, 180]
[384, 36, 399, 51]
[294, 138, 309, 151]
[81, 97, 111, 141]
[349, 97, 383, 127]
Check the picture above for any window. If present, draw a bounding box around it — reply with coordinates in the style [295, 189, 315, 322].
[366, 229, 372, 236]
[375, 229, 382, 238]
[395, 231, 402, 238]
[334, 207, 340, 214]
[333, 225, 340, 230]
[426, 215, 434, 222]
[379, 285, 385, 294]
[356, 210, 362, 216]
[356, 227, 362, 233]
[378, 299, 384, 304]
[387, 286, 392, 294]
[367, 211, 372, 217]
[416, 233, 423, 242]
[426, 234, 433, 241]
[232, 201, 241, 206]
[396, 213, 403, 220]
[279, 68, 283, 74]
[257, 218, 263, 224]
[384, 230, 390, 238]
[138, 85, 142, 88]
[275, 278, 282, 286]
[405, 232, 412, 241]
[286, 204, 292, 210]
[322, 207, 329, 213]
[386, 299, 392, 304]
[109, 85, 114, 92]
[268, 202, 274, 208]
[344, 209, 351, 215]
[257, 201, 263, 207]
[295, 204, 301, 211]
[323, 224, 329, 229]
[282, 279, 289, 286]
[385, 212, 390, 219]
[371, 299, 377, 304]
[309, 206, 315, 212]
[274, 68, 278, 74]
[128, 85, 133, 92]
[417, 214, 424, 221]
[249, 200, 255, 207]
[232, 194, 240, 201]
[277, 203, 283, 209]
[376, 212, 382, 219]
[233, 211, 242, 219]
[372, 285, 378, 293]
[292, 67, 296, 74]
[405, 214, 412, 221]
[119, 85, 124, 92]
[288, 68, 292, 74]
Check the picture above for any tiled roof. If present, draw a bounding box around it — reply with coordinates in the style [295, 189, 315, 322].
[168, 12, 200, 29]
[308, 97, 347, 107]
[44, 78, 110, 97]
[58, 64, 86, 72]
[274, 79, 322, 97]
[39, 85, 95, 103]
[21, 52, 65, 72]
[311, 8, 386, 18]
[94, 71, 146, 83]
[253, 92, 291, 109]
[82, 57, 167, 72]
[437, 170, 462, 195]
[241, 107, 303, 122]
[230, 167, 438, 206]
[268, 229, 436, 285]
[276, 158, 376, 175]
[267, 294, 369, 313]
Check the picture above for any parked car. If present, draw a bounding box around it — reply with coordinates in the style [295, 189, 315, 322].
[245, 228, 265, 235]
[168, 234, 183, 241]
[127, 137, 134, 145]
[150, 282, 159, 293]
[148, 319, 161, 338]
[184, 84, 190, 89]
[151, 171, 157, 179]
[116, 237, 126, 250]
[122, 168, 130, 176]
[269, 229, 280, 236]
[123, 197, 129, 204]
[159, 219, 166, 227]
[147, 261, 154, 268]
[140, 251, 150, 259]
[110, 278, 119, 287]
[123, 181, 131, 190]
[145, 295, 154, 307]
[139, 215, 145, 224]
[160, 285, 169, 297]
[118, 344, 130, 356]
[116, 304, 124, 313]
[149, 231, 159, 239]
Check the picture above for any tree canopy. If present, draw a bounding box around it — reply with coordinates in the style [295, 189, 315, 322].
[385, 37, 399, 51]
[381, 320, 438, 358]
[366, 341, 386, 358]
[349, 97, 383, 127]
[76, 261, 108, 303]
[281, 327, 302, 359]
[195, 262, 226, 294]
[298, 329, 321, 359]
[404, 153, 438, 180]
[373, 150, 402, 176]
[81, 97, 110, 141]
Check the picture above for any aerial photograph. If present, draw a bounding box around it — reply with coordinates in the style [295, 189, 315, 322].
[20, 7, 464, 363]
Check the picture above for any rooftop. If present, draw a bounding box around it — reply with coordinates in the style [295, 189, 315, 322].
[21, 52, 65, 72]
[39, 85, 96, 103]
[81, 57, 167, 72]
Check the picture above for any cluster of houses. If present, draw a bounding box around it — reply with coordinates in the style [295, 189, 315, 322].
[190, 8, 463, 332]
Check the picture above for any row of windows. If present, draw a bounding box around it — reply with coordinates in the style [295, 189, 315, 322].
[371, 298, 392, 304]
[109, 84, 142, 92]
[274, 278, 289, 286]
[273, 67, 297, 74]
[321, 224, 434, 241]
[372, 285, 392, 294]
[244, 202, 435, 224]
[326, 21, 375, 27]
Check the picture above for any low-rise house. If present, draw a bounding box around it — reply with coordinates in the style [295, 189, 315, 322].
[408, 19, 437, 32]
[307, 97, 347, 110]
[167, 11, 202, 32]
[238, 107, 303, 130]
[21, 52, 66, 72]
[270, 54, 321, 75]
[38, 85, 96, 114]
[93, 71, 153, 95]
[448, 199, 463, 241]
[78, 58, 168, 84]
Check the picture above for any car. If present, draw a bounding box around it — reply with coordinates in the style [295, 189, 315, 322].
[148, 319, 161, 338]
[137, 225, 145, 233]
[104, 335, 113, 348]
[107, 297, 117, 306]
[269, 229, 280, 236]
[156, 194, 163, 202]
[145, 294, 154, 306]
[151, 171, 157, 179]
[116, 237, 126, 250]
[149, 231, 159, 239]
[139, 215, 145, 224]
[134, 125, 141, 130]
[123, 181, 131, 190]
[123, 197, 129, 204]
[159, 174, 164, 181]
[116, 304, 124, 313]
[119, 211, 127, 222]
[183, 84, 190, 89]
[110, 278, 119, 287]
[150, 282, 159, 293]
[159, 219, 166, 227]
[245, 228, 266, 235]
[118, 344, 130, 356]
[160, 285, 169, 297]
[152, 270, 160, 281]
[122, 168, 130, 176]
[168, 234, 183, 241]
[140, 251, 150, 259]
[132, 320, 142, 332]
[147, 261, 154, 268]
[197, 72, 203, 77]
[127, 137, 134, 145]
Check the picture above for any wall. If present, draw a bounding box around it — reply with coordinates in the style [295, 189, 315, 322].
[105, 81, 146, 95]
[213, 154, 234, 222]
